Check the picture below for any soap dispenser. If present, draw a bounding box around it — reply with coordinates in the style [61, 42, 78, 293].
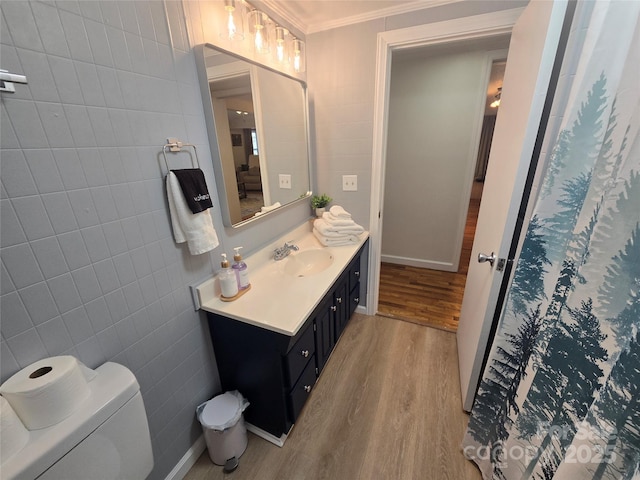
[232, 247, 250, 290]
[218, 254, 239, 298]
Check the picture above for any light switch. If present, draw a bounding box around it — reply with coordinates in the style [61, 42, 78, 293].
[279, 174, 292, 189]
[342, 175, 357, 191]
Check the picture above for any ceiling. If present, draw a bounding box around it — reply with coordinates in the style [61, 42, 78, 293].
[261, 0, 451, 34]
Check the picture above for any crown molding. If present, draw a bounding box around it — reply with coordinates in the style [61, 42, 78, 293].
[261, 0, 458, 35]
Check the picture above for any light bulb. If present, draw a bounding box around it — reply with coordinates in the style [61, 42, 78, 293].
[292, 38, 305, 73]
[275, 26, 287, 63]
[255, 29, 264, 51]
[221, 0, 243, 41]
[249, 10, 270, 54]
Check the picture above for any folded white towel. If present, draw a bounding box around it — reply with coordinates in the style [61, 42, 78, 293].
[166, 171, 219, 255]
[313, 228, 359, 246]
[314, 218, 364, 237]
[330, 205, 351, 218]
[322, 212, 358, 227]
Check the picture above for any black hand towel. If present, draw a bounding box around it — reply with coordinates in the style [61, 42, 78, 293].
[170, 169, 213, 214]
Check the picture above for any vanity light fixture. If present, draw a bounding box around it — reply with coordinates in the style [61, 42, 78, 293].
[249, 9, 270, 55]
[490, 87, 502, 108]
[219, 1, 305, 73]
[292, 37, 305, 73]
[221, 0, 244, 41]
[274, 26, 288, 64]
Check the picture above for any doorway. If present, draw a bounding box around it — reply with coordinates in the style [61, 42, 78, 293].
[365, 9, 524, 320]
[377, 58, 506, 332]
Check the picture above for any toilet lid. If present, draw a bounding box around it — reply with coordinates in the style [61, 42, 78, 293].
[201, 393, 242, 430]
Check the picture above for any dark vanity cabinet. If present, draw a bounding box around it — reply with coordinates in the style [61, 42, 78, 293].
[206, 245, 364, 439]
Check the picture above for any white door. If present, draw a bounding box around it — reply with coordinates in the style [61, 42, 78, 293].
[456, 0, 570, 411]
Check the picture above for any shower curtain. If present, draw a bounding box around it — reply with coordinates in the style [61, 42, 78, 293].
[463, 2, 640, 479]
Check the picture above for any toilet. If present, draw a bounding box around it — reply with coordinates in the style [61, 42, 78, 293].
[2, 362, 153, 480]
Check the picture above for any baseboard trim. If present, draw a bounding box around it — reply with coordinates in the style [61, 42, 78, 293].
[245, 422, 288, 447]
[381, 254, 457, 272]
[164, 435, 206, 480]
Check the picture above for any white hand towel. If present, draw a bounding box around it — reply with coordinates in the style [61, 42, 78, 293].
[313, 228, 359, 246]
[166, 171, 219, 255]
[330, 205, 352, 218]
[322, 212, 357, 227]
[314, 218, 364, 237]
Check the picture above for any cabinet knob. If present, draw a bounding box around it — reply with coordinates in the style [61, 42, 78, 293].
[355, 271, 360, 277]
[304, 385, 312, 393]
[301, 349, 309, 358]
[336, 297, 342, 304]
[354, 297, 359, 303]
[331, 305, 337, 312]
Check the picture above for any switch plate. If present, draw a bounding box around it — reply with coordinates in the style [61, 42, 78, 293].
[342, 175, 358, 191]
[279, 174, 292, 189]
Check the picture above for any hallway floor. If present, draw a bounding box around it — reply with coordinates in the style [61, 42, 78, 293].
[377, 181, 482, 331]
[183, 314, 482, 480]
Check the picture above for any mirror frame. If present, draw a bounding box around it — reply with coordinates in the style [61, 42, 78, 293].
[194, 43, 313, 228]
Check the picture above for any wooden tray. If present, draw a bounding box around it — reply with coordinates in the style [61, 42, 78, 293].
[220, 284, 251, 302]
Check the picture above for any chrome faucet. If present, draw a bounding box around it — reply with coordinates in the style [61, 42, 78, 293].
[273, 242, 299, 261]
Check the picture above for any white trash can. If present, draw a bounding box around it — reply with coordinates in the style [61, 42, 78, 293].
[196, 391, 249, 470]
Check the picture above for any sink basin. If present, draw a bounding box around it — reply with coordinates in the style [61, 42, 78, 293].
[284, 250, 334, 277]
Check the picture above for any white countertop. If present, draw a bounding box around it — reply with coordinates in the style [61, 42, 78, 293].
[196, 221, 369, 336]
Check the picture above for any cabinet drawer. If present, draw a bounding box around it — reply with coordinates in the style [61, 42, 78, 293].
[288, 356, 317, 422]
[284, 323, 315, 387]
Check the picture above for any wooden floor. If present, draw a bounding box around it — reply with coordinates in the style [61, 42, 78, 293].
[377, 182, 482, 332]
[184, 314, 482, 480]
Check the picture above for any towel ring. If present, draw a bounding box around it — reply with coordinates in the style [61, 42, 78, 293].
[162, 139, 200, 172]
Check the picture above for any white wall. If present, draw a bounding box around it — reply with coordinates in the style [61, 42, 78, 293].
[382, 50, 488, 270]
[307, 1, 528, 231]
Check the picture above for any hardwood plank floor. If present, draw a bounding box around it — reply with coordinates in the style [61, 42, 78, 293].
[377, 182, 482, 332]
[184, 314, 482, 480]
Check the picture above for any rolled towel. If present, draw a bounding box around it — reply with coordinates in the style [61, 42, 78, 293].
[330, 205, 351, 218]
[314, 218, 364, 237]
[313, 228, 359, 247]
[322, 212, 357, 227]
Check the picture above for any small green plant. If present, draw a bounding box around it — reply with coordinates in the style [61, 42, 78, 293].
[311, 194, 332, 209]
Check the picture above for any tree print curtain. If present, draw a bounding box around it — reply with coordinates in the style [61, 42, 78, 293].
[463, 2, 640, 479]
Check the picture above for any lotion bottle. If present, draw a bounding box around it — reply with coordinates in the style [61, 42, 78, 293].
[232, 247, 250, 290]
[218, 254, 239, 298]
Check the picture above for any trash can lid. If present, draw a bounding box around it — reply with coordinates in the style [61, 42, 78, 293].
[201, 392, 242, 430]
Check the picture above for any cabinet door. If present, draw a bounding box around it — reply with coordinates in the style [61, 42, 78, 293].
[314, 295, 335, 375]
[348, 281, 360, 318]
[333, 277, 349, 341]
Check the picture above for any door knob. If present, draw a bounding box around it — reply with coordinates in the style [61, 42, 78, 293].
[477, 252, 496, 266]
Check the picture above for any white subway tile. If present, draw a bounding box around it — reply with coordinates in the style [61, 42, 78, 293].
[80, 224, 110, 262]
[47, 273, 82, 314]
[41, 191, 79, 234]
[1, 150, 38, 198]
[35, 102, 75, 148]
[2, 1, 44, 52]
[1, 292, 33, 338]
[63, 104, 98, 147]
[59, 10, 93, 63]
[3, 98, 49, 148]
[19, 282, 59, 325]
[12, 196, 55, 241]
[30, 236, 68, 279]
[32, 2, 70, 57]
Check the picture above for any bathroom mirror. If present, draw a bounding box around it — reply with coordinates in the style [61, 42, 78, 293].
[195, 44, 311, 227]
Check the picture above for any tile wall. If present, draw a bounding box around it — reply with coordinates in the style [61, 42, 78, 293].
[1, 1, 221, 478]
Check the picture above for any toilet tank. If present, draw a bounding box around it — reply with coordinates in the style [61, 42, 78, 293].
[2, 362, 153, 480]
